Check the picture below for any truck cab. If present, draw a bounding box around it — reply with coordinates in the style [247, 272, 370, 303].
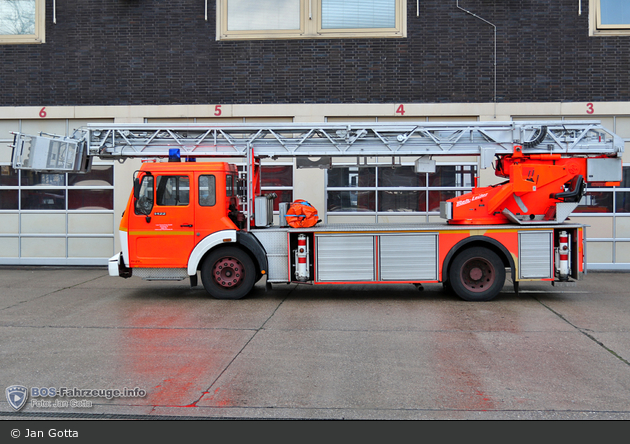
[112, 161, 269, 299]
[124, 161, 241, 266]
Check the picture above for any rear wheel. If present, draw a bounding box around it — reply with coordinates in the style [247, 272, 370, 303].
[449, 246, 505, 301]
[200, 247, 256, 300]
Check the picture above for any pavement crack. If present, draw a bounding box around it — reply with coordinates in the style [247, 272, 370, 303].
[186, 284, 298, 407]
[533, 296, 630, 367]
[1, 274, 108, 312]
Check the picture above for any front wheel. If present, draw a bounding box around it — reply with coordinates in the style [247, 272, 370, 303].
[200, 247, 256, 300]
[448, 246, 506, 302]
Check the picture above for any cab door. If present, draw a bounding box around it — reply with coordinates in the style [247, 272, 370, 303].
[194, 171, 239, 242]
[128, 173, 195, 268]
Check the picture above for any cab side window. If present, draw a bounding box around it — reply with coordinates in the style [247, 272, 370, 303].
[156, 176, 189, 206]
[199, 175, 216, 207]
[226, 175, 234, 197]
[134, 175, 154, 215]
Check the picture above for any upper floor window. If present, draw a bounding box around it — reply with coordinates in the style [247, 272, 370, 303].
[216, 0, 406, 40]
[0, 0, 45, 44]
[590, 0, 630, 36]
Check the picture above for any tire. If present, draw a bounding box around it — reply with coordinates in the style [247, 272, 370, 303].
[448, 246, 506, 302]
[442, 279, 452, 293]
[200, 247, 256, 300]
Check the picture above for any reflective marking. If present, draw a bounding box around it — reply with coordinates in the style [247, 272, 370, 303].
[129, 231, 194, 236]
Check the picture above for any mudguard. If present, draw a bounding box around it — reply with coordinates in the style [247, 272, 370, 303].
[237, 231, 269, 281]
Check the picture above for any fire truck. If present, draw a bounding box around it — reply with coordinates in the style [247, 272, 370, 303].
[10, 121, 624, 301]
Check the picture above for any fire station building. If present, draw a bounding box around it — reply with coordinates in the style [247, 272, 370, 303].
[0, 1, 629, 269]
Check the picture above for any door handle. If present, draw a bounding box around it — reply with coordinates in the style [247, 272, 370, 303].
[181, 224, 193, 228]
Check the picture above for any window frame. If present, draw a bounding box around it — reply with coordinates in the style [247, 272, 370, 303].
[216, 0, 407, 41]
[155, 175, 190, 207]
[0, 0, 45, 45]
[0, 163, 115, 212]
[260, 163, 293, 213]
[574, 165, 630, 214]
[199, 174, 217, 207]
[326, 162, 477, 216]
[589, 0, 630, 36]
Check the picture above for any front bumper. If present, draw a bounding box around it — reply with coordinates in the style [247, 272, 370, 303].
[108, 253, 132, 278]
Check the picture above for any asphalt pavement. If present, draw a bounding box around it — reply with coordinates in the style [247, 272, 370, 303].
[1, 267, 629, 420]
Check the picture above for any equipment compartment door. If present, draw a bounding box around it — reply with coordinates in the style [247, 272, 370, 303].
[518, 231, 553, 279]
[379, 234, 438, 281]
[316, 235, 375, 282]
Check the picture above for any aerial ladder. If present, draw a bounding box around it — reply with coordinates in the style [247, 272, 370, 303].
[11, 121, 624, 224]
[9, 121, 625, 301]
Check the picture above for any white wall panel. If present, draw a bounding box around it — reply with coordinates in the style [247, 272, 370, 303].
[68, 238, 114, 258]
[0, 238, 19, 257]
[21, 214, 66, 234]
[21, 237, 66, 257]
[587, 242, 613, 263]
[68, 213, 114, 234]
[0, 214, 19, 233]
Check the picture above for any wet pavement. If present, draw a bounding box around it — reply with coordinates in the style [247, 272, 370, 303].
[0, 267, 629, 420]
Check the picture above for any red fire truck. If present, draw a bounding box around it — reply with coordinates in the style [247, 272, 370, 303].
[11, 121, 624, 301]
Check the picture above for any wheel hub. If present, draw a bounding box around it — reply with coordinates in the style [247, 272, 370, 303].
[469, 267, 483, 281]
[213, 257, 244, 288]
[461, 257, 495, 293]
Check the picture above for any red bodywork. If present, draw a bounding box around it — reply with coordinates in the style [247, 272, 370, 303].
[447, 146, 619, 225]
[123, 162, 241, 268]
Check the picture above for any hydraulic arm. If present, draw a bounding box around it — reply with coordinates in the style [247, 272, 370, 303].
[444, 148, 622, 225]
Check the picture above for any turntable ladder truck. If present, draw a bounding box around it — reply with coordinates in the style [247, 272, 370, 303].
[10, 121, 624, 301]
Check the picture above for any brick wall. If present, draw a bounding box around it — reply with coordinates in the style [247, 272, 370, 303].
[1, 0, 628, 106]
